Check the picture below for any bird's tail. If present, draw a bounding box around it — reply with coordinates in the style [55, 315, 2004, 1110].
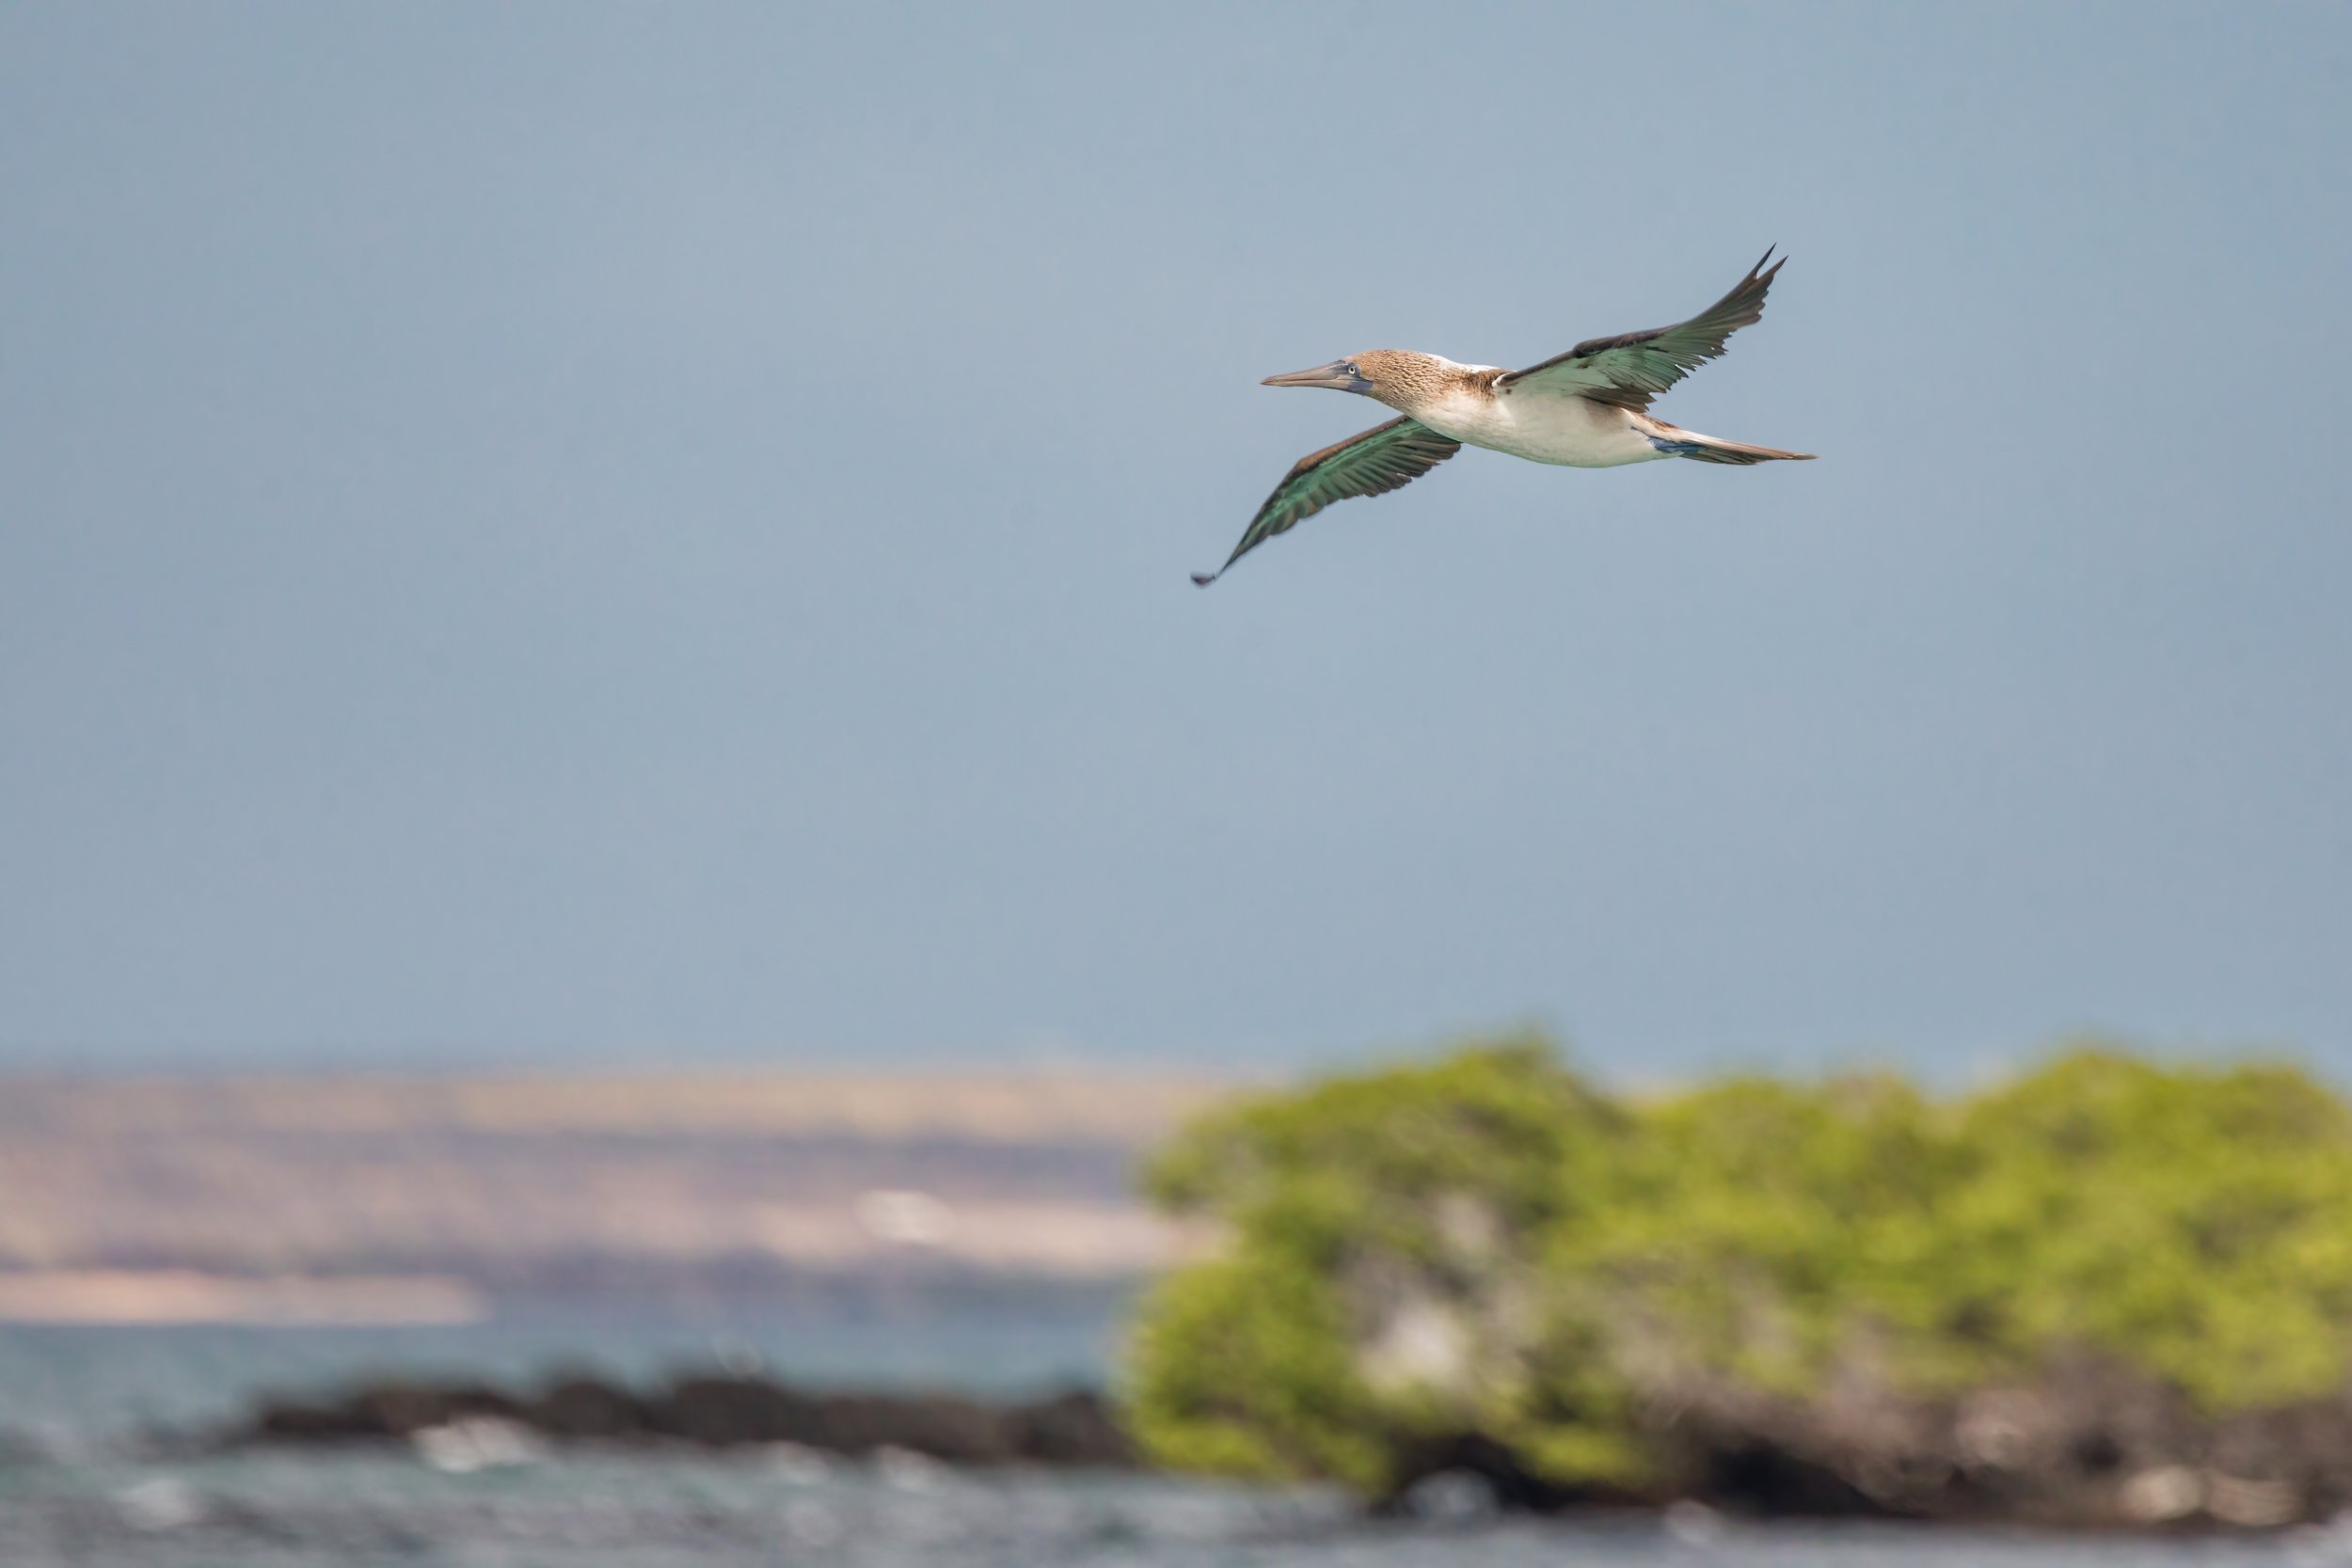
[1634, 414, 1816, 466]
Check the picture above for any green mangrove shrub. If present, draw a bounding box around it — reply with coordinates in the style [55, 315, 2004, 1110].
[1121, 1037, 2352, 1495]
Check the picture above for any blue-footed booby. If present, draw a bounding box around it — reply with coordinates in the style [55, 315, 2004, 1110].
[1193, 249, 1815, 586]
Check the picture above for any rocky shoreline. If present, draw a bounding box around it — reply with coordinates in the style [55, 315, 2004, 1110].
[205, 1364, 2352, 1533]
[1375, 1358, 2352, 1532]
[217, 1371, 1133, 1469]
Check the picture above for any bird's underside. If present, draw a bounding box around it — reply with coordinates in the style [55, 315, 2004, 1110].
[1193, 248, 1815, 586]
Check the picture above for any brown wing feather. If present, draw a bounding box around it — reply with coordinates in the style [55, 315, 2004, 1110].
[1193, 417, 1461, 585]
[1501, 248, 1786, 410]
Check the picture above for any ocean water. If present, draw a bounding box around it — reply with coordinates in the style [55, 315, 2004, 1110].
[0, 1301, 2337, 1568]
[0, 1289, 1136, 1451]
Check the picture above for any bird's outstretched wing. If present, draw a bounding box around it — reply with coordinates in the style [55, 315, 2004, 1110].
[1498, 248, 1786, 410]
[1193, 417, 1460, 585]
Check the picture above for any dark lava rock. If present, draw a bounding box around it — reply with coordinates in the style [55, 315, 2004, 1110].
[1007, 1388, 1135, 1466]
[529, 1376, 651, 1440]
[805, 1390, 1015, 1462]
[229, 1355, 2352, 1529]
[645, 1374, 822, 1447]
[227, 1370, 1134, 1468]
[249, 1379, 524, 1443]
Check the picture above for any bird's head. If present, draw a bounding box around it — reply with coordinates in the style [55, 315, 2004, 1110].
[1261, 349, 1447, 410]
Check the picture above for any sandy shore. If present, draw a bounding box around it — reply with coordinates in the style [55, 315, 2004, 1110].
[0, 1270, 487, 1326]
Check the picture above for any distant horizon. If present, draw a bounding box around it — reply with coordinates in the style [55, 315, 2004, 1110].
[0, 1024, 2327, 1090]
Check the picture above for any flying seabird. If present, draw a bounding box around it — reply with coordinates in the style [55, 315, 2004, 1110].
[1192, 249, 1815, 586]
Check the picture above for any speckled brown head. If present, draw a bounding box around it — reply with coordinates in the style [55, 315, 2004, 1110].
[1261, 349, 1459, 412]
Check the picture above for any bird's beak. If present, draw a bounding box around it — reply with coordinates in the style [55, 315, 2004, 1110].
[1261, 360, 1373, 393]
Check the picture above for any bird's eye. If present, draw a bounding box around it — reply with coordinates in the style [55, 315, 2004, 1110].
[1346, 362, 1361, 377]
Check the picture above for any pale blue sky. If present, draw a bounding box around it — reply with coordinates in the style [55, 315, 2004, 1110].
[4, 4, 2347, 1076]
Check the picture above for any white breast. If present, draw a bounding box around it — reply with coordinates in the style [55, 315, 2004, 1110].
[1416, 379, 1666, 468]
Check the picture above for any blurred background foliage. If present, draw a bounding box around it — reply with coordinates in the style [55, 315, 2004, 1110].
[1123, 1037, 2352, 1495]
